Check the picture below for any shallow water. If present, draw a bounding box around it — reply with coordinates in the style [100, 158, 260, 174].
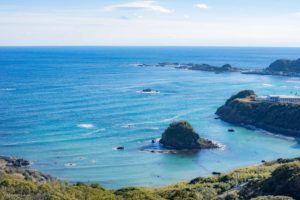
[0, 47, 300, 188]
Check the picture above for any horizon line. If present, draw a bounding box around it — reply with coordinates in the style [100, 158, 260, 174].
[0, 45, 300, 48]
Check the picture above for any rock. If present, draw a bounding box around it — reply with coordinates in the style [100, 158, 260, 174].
[0, 156, 30, 167]
[14, 159, 30, 167]
[212, 172, 222, 176]
[157, 62, 179, 67]
[159, 121, 218, 150]
[116, 146, 125, 150]
[141, 88, 159, 93]
[267, 58, 300, 73]
[221, 64, 233, 70]
[228, 129, 235, 132]
[224, 90, 256, 105]
[151, 139, 156, 144]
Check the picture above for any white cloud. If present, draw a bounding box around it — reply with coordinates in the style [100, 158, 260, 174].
[104, 1, 173, 14]
[194, 3, 209, 9]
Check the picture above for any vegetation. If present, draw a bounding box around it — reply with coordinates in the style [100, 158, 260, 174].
[1, 157, 300, 199]
[216, 90, 300, 136]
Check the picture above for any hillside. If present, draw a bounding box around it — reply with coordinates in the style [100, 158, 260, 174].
[1, 155, 300, 200]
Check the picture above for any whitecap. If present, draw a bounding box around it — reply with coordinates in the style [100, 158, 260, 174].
[77, 124, 94, 129]
[64, 163, 77, 167]
[121, 124, 135, 129]
[149, 127, 160, 130]
[213, 141, 226, 151]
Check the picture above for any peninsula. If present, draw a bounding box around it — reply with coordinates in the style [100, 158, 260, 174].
[216, 90, 300, 137]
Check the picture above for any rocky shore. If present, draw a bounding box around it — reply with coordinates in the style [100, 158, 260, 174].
[216, 90, 300, 137]
[138, 58, 300, 78]
[0, 156, 54, 183]
[137, 62, 241, 73]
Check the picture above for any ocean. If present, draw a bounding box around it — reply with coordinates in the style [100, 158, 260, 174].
[0, 46, 300, 188]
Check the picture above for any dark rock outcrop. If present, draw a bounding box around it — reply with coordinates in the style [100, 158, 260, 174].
[141, 88, 159, 93]
[0, 156, 54, 183]
[243, 58, 300, 77]
[0, 156, 30, 167]
[216, 90, 300, 137]
[138, 62, 242, 73]
[159, 121, 218, 150]
[267, 58, 300, 73]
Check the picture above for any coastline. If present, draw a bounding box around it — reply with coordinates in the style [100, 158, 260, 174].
[216, 90, 300, 138]
[1, 155, 299, 199]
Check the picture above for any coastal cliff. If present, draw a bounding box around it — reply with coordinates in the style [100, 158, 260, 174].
[216, 90, 300, 136]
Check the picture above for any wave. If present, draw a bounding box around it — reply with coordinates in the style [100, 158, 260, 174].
[136, 90, 160, 94]
[262, 84, 273, 87]
[286, 80, 300, 83]
[258, 129, 295, 141]
[119, 109, 203, 127]
[82, 128, 106, 136]
[77, 124, 94, 129]
[0, 88, 16, 91]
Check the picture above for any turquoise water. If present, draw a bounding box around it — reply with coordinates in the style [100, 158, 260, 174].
[0, 47, 300, 188]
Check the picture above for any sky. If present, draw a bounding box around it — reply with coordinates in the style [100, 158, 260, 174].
[0, 0, 300, 46]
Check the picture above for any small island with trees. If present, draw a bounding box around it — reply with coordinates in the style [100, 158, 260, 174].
[159, 121, 219, 150]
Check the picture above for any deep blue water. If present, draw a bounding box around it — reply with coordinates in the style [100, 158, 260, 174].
[1, 47, 300, 188]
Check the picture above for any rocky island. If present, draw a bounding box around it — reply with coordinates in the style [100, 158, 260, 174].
[138, 58, 300, 78]
[138, 62, 241, 73]
[216, 90, 300, 137]
[159, 121, 218, 150]
[243, 58, 300, 77]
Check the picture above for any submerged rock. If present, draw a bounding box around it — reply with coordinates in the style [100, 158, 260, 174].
[116, 146, 125, 150]
[159, 121, 218, 150]
[141, 88, 159, 93]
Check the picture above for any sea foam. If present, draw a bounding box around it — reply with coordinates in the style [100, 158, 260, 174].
[77, 124, 94, 129]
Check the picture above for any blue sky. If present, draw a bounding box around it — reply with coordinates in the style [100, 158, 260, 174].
[1, 0, 300, 46]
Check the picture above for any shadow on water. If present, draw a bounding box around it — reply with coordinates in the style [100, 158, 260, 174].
[291, 137, 300, 149]
[139, 143, 203, 157]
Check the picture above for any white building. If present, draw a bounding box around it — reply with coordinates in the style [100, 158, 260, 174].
[255, 95, 300, 103]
